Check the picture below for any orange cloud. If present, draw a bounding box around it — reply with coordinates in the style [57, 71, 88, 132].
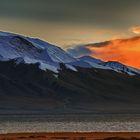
[86, 36, 140, 69]
[131, 26, 140, 34]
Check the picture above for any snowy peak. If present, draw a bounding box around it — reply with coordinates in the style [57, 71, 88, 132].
[0, 31, 77, 72]
[102, 61, 140, 76]
[102, 61, 128, 71]
[78, 55, 140, 76]
[79, 56, 103, 64]
[77, 56, 111, 70]
[0, 31, 76, 63]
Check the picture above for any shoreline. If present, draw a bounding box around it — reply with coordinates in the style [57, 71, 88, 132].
[0, 132, 140, 139]
[0, 114, 140, 133]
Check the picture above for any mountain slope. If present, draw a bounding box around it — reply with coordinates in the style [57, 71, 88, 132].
[78, 56, 140, 76]
[102, 61, 140, 76]
[0, 31, 77, 72]
[0, 60, 140, 114]
[0, 32, 140, 114]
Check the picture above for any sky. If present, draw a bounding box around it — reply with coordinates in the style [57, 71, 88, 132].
[0, 0, 140, 68]
[68, 36, 140, 68]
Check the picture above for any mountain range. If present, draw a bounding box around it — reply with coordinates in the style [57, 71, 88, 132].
[0, 31, 140, 114]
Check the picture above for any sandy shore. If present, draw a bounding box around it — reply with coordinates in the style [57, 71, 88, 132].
[0, 132, 140, 140]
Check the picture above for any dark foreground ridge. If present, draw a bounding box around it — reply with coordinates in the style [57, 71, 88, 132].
[0, 60, 140, 114]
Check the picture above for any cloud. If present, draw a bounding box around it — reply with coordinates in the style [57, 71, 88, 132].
[131, 26, 140, 34]
[67, 36, 140, 69]
[67, 45, 92, 57]
[0, 0, 140, 29]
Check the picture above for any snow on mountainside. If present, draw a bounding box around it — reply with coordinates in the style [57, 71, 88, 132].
[0, 31, 140, 76]
[78, 56, 112, 70]
[0, 31, 77, 73]
[78, 56, 140, 76]
[79, 56, 103, 64]
[102, 61, 140, 76]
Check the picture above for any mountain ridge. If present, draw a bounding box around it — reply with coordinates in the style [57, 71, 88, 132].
[0, 59, 140, 114]
[0, 31, 140, 114]
[0, 31, 140, 76]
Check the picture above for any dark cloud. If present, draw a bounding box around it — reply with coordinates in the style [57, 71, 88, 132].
[87, 41, 112, 48]
[67, 41, 112, 57]
[67, 36, 140, 58]
[67, 45, 92, 57]
[0, 0, 140, 29]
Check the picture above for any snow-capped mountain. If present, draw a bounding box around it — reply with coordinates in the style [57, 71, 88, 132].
[0, 32, 140, 114]
[101, 61, 140, 76]
[78, 56, 140, 75]
[0, 32, 76, 64]
[0, 31, 140, 76]
[0, 31, 77, 73]
[78, 56, 112, 70]
[79, 56, 103, 64]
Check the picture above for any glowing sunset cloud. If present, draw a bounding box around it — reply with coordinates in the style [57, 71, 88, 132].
[131, 26, 140, 34]
[86, 36, 140, 69]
